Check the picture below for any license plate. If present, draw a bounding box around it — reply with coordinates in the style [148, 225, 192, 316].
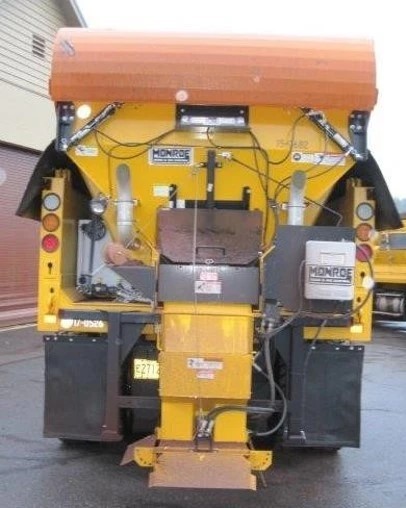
[133, 359, 159, 380]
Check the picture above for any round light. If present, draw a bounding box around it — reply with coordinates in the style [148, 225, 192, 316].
[42, 213, 60, 232]
[90, 196, 108, 215]
[76, 104, 92, 120]
[41, 234, 60, 253]
[356, 243, 373, 262]
[356, 202, 374, 221]
[355, 223, 373, 242]
[43, 193, 61, 211]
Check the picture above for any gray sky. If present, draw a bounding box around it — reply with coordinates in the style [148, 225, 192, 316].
[76, 0, 405, 197]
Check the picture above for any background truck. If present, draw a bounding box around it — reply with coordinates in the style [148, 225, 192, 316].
[17, 28, 401, 490]
[374, 217, 406, 318]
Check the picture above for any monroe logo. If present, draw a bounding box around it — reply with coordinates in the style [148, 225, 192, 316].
[149, 146, 193, 165]
[308, 265, 354, 285]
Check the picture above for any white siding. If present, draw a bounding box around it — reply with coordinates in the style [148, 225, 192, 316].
[0, 0, 83, 150]
[0, 80, 56, 150]
[0, 0, 70, 97]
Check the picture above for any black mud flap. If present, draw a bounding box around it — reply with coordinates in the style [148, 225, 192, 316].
[303, 343, 364, 447]
[277, 331, 365, 448]
[44, 335, 108, 441]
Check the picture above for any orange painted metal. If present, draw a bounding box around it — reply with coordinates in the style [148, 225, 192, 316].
[50, 28, 377, 110]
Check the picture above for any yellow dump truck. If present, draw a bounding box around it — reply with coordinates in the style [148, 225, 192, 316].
[17, 29, 401, 489]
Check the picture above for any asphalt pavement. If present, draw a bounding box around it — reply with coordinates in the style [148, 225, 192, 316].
[0, 323, 405, 508]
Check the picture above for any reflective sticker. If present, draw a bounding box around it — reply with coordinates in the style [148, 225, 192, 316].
[199, 271, 218, 281]
[75, 145, 98, 156]
[194, 280, 222, 294]
[60, 318, 74, 329]
[196, 370, 215, 380]
[60, 318, 105, 329]
[187, 357, 223, 370]
[291, 152, 346, 166]
[153, 185, 170, 197]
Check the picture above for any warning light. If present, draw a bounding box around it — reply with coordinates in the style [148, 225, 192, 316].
[356, 243, 373, 262]
[355, 223, 373, 242]
[42, 213, 60, 232]
[42, 234, 59, 253]
[356, 202, 374, 221]
[43, 193, 61, 211]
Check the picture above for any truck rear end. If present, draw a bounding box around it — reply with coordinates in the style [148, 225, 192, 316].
[17, 29, 400, 489]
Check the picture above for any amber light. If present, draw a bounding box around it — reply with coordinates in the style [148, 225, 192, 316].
[42, 234, 59, 253]
[42, 213, 60, 232]
[356, 243, 373, 262]
[356, 223, 373, 242]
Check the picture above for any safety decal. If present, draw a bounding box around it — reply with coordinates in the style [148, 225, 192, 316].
[194, 280, 222, 294]
[187, 357, 223, 370]
[291, 152, 346, 166]
[196, 370, 215, 380]
[74, 145, 99, 156]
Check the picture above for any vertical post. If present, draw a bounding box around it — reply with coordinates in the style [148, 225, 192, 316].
[206, 149, 216, 209]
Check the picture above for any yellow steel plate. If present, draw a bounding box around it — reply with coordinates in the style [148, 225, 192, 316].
[133, 359, 159, 380]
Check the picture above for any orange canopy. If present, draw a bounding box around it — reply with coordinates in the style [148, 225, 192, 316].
[50, 28, 377, 110]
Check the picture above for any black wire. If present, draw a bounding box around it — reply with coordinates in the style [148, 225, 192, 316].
[94, 128, 178, 160]
[94, 128, 179, 196]
[261, 198, 279, 251]
[205, 127, 268, 193]
[201, 380, 288, 438]
[273, 129, 329, 200]
[231, 155, 343, 225]
[252, 382, 288, 437]
[206, 127, 272, 244]
[249, 130, 271, 240]
[266, 114, 306, 166]
[94, 121, 342, 225]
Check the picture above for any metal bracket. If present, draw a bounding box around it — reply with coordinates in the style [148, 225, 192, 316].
[68, 101, 122, 150]
[349, 110, 370, 161]
[302, 107, 368, 162]
[55, 101, 75, 152]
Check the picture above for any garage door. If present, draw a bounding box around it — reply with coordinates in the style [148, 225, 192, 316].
[0, 142, 40, 327]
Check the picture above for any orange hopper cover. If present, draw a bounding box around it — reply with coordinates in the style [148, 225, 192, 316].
[50, 28, 377, 110]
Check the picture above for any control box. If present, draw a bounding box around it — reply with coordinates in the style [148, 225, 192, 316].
[305, 240, 356, 301]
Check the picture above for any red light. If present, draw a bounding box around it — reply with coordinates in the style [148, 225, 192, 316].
[356, 243, 373, 262]
[42, 234, 59, 253]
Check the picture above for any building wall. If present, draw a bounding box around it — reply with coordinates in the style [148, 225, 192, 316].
[0, 0, 84, 326]
[0, 81, 56, 151]
[0, 0, 76, 151]
[0, 142, 40, 326]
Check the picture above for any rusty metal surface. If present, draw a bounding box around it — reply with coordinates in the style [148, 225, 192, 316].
[157, 209, 262, 265]
[149, 451, 256, 490]
[50, 29, 377, 110]
[121, 435, 156, 466]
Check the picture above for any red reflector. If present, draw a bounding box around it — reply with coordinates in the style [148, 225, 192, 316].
[356, 243, 373, 262]
[42, 234, 59, 253]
